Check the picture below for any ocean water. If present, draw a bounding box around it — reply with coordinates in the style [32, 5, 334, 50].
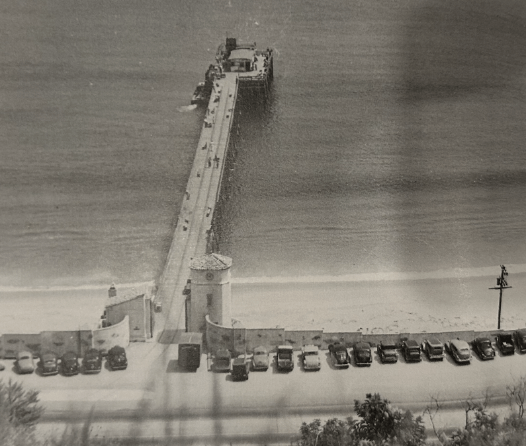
[1, 0, 526, 290]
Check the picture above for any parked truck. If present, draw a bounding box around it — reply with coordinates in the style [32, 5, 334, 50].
[276, 345, 294, 372]
[178, 332, 203, 371]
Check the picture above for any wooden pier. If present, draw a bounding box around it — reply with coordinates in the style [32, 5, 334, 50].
[156, 73, 239, 342]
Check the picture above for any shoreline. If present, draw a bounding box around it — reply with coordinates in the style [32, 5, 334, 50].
[1, 271, 524, 336]
[231, 271, 526, 334]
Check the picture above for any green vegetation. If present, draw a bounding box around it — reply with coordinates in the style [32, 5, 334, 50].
[295, 389, 526, 446]
[295, 393, 426, 446]
[0, 380, 120, 446]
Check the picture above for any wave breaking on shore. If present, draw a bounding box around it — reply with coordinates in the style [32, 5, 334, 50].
[0, 280, 155, 294]
[232, 264, 526, 285]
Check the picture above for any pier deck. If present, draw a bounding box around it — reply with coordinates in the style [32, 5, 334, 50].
[156, 73, 238, 342]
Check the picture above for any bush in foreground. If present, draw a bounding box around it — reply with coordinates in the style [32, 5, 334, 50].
[0, 379, 121, 446]
[296, 393, 426, 446]
[296, 391, 526, 446]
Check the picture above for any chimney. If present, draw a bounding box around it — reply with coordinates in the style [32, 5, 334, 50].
[108, 283, 117, 298]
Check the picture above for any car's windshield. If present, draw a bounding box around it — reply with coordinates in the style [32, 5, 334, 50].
[20, 355, 30, 360]
[460, 348, 469, 353]
[383, 345, 396, 350]
[305, 351, 317, 356]
[480, 341, 491, 348]
[278, 353, 291, 359]
[255, 351, 265, 356]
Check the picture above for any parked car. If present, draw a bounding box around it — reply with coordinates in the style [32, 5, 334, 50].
[39, 351, 59, 376]
[496, 333, 515, 355]
[402, 340, 422, 362]
[377, 342, 398, 363]
[301, 345, 321, 371]
[107, 346, 128, 371]
[82, 348, 102, 373]
[61, 351, 80, 376]
[353, 342, 372, 366]
[472, 337, 495, 360]
[514, 329, 526, 353]
[276, 345, 294, 372]
[422, 338, 445, 361]
[231, 356, 250, 381]
[329, 342, 350, 368]
[214, 349, 231, 372]
[447, 339, 471, 364]
[251, 346, 269, 371]
[15, 350, 35, 374]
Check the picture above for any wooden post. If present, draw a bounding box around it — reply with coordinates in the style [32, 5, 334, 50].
[489, 265, 512, 329]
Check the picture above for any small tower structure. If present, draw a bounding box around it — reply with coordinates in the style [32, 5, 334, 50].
[188, 253, 232, 332]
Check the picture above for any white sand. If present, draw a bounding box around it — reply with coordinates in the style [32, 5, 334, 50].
[0, 289, 107, 333]
[1, 271, 524, 336]
[231, 271, 526, 334]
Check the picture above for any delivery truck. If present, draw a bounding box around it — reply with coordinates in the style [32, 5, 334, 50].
[178, 332, 203, 371]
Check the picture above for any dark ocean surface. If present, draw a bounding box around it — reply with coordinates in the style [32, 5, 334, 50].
[1, 0, 526, 290]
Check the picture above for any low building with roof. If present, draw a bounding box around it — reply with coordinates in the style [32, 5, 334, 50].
[104, 284, 154, 342]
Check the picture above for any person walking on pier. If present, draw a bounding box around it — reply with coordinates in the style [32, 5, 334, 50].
[214, 155, 220, 168]
[208, 157, 212, 168]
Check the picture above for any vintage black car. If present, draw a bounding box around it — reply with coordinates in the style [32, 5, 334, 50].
[495, 333, 515, 355]
[214, 349, 231, 373]
[402, 340, 422, 362]
[422, 338, 444, 361]
[514, 329, 526, 353]
[353, 342, 372, 366]
[231, 357, 250, 381]
[61, 351, 80, 376]
[82, 348, 102, 373]
[107, 346, 128, 371]
[329, 342, 350, 368]
[39, 351, 59, 376]
[472, 337, 495, 360]
[377, 342, 398, 364]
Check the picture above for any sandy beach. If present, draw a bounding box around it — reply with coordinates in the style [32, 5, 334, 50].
[0, 288, 107, 333]
[2, 268, 524, 337]
[231, 269, 526, 334]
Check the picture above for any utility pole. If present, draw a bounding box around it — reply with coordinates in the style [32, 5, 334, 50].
[489, 265, 512, 329]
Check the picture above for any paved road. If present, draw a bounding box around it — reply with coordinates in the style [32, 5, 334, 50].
[3, 341, 524, 443]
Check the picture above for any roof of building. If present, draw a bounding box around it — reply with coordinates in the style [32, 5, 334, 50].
[106, 292, 146, 308]
[228, 49, 255, 61]
[190, 253, 232, 271]
[105, 282, 154, 308]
